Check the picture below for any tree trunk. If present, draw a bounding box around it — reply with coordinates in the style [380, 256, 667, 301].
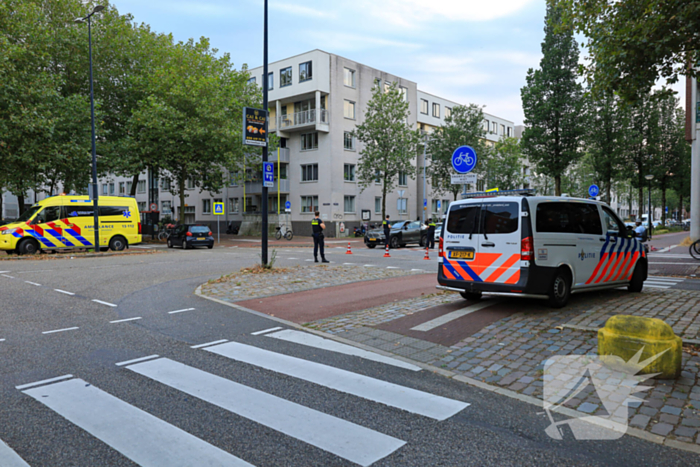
[178, 174, 186, 224]
[661, 186, 667, 226]
[381, 177, 387, 221]
[605, 178, 611, 205]
[628, 185, 633, 220]
[554, 176, 561, 197]
[0, 187, 3, 220]
[17, 194, 25, 217]
[129, 173, 140, 197]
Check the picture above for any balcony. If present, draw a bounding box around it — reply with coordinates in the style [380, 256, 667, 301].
[277, 109, 329, 133]
[245, 178, 290, 194]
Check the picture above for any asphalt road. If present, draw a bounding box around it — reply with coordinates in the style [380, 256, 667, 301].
[1, 246, 698, 466]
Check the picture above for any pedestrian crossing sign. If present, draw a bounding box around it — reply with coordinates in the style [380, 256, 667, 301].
[213, 202, 224, 216]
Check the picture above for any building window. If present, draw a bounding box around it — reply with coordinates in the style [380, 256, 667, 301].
[301, 164, 318, 182]
[161, 201, 172, 215]
[384, 81, 391, 93]
[137, 201, 146, 212]
[344, 196, 355, 213]
[301, 195, 318, 213]
[399, 86, 408, 102]
[160, 179, 171, 191]
[398, 171, 408, 186]
[492, 121, 497, 133]
[397, 198, 407, 214]
[229, 171, 239, 187]
[277, 164, 288, 180]
[344, 68, 355, 88]
[119, 182, 125, 195]
[229, 197, 239, 213]
[202, 199, 211, 214]
[432, 103, 440, 118]
[301, 132, 318, 151]
[420, 99, 428, 115]
[280, 66, 292, 87]
[137, 180, 146, 194]
[344, 164, 356, 182]
[186, 178, 195, 190]
[102, 184, 108, 195]
[299, 61, 312, 82]
[501, 124, 506, 135]
[344, 132, 355, 150]
[375, 197, 381, 213]
[248, 77, 256, 84]
[109, 183, 115, 195]
[344, 100, 355, 119]
[484, 119, 489, 131]
[431, 199, 440, 213]
[126, 181, 133, 194]
[507, 126, 513, 137]
[266, 72, 273, 90]
[445, 107, 452, 119]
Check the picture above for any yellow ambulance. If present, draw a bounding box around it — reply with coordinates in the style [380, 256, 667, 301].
[0, 195, 141, 255]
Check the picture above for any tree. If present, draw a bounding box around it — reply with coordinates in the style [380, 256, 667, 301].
[352, 82, 420, 219]
[426, 104, 489, 200]
[552, 0, 700, 102]
[485, 137, 524, 190]
[653, 102, 690, 224]
[521, 3, 585, 196]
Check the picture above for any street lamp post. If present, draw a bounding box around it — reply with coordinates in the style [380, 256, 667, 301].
[75, 5, 105, 252]
[645, 174, 654, 237]
[261, 0, 269, 266]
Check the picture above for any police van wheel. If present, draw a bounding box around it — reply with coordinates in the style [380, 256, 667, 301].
[108, 236, 127, 252]
[18, 239, 39, 255]
[548, 269, 571, 308]
[628, 261, 646, 293]
[460, 291, 482, 301]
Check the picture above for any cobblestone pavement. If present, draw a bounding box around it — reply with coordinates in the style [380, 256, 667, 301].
[308, 287, 700, 449]
[200, 264, 424, 302]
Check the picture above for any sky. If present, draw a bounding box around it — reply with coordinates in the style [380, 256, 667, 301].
[109, 0, 684, 126]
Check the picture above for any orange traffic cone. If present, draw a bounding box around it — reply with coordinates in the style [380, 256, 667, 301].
[423, 246, 430, 260]
[346, 242, 353, 255]
[383, 244, 391, 258]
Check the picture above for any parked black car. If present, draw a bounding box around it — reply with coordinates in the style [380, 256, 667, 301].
[364, 221, 426, 249]
[167, 224, 214, 249]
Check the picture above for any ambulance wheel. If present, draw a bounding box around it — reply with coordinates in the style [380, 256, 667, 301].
[18, 239, 39, 255]
[548, 268, 571, 308]
[628, 261, 646, 293]
[460, 291, 482, 301]
[108, 236, 127, 252]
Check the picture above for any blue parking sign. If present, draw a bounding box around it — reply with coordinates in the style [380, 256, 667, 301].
[263, 162, 274, 188]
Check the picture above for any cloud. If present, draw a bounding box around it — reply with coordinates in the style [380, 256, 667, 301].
[303, 31, 423, 53]
[271, 2, 336, 19]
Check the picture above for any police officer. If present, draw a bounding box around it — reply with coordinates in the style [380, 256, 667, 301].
[311, 211, 329, 263]
[427, 218, 436, 249]
[383, 214, 391, 248]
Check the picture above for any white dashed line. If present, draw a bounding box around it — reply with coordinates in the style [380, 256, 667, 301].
[386, 266, 399, 269]
[343, 263, 356, 265]
[288, 257, 299, 260]
[363, 264, 375, 267]
[0, 271, 10, 274]
[305, 259, 315, 262]
[191, 339, 229, 349]
[1, 274, 15, 279]
[42, 327, 79, 335]
[24, 281, 41, 286]
[92, 299, 117, 307]
[110, 317, 142, 324]
[54, 289, 75, 296]
[115, 355, 159, 366]
[411, 269, 426, 272]
[168, 308, 195, 314]
[251, 326, 283, 336]
[0, 339, 5, 343]
[15, 374, 74, 390]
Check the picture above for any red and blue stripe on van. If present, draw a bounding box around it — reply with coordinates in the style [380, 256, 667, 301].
[443, 253, 521, 285]
[585, 236, 643, 284]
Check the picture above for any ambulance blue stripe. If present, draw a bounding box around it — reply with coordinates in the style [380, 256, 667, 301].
[26, 230, 56, 248]
[455, 261, 483, 282]
[65, 229, 92, 246]
[45, 229, 74, 247]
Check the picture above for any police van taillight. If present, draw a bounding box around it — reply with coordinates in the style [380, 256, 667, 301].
[439, 236, 444, 258]
[521, 236, 533, 261]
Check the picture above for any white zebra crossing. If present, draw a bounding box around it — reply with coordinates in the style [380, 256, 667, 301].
[0, 439, 29, 467]
[126, 358, 405, 466]
[203, 341, 469, 420]
[645, 276, 685, 289]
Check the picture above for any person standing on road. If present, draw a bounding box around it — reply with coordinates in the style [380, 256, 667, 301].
[427, 218, 436, 249]
[311, 211, 329, 263]
[383, 215, 391, 248]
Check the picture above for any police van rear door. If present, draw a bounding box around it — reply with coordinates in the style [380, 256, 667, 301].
[478, 201, 521, 284]
[443, 201, 482, 282]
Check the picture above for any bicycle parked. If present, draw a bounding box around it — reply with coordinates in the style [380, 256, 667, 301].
[275, 223, 293, 241]
[157, 223, 178, 241]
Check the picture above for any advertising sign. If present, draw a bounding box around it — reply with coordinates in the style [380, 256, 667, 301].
[242, 107, 268, 147]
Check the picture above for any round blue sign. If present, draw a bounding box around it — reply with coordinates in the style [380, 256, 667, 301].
[588, 184, 599, 197]
[451, 146, 477, 174]
[285, 201, 291, 210]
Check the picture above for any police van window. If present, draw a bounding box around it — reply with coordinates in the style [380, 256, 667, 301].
[481, 203, 518, 234]
[536, 202, 602, 234]
[601, 206, 625, 237]
[446, 204, 481, 234]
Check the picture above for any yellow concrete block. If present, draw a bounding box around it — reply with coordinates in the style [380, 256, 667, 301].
[598, 315, 682, 380]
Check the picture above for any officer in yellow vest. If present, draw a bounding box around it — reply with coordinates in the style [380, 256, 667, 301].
[383, 214, 391, 248]
[427, 218, 436, 249]
[311, 211, 329, 263]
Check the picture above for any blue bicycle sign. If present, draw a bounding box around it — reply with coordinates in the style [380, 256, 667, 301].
[588, 184, 599, 198]
[451, 146, 477, 174]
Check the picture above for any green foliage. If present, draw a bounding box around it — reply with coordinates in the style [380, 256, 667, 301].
[521, 3, 585, 196]
[427, 104, 489, 200]
[552, 0, 700, 102]
[485, 137, 524, 191]
[352, 83, 420, 219]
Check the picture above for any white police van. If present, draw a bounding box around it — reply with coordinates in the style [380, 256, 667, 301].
[437, 191, 648, 307]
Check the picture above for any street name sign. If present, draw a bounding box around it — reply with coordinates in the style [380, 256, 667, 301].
[451, 173, 477, 185]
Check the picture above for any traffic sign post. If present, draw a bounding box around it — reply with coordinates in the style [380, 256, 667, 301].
[588, 184, 600, 198]
[213, 202, 224, 244]
[451, 146, 477, 174]
[263, 162, 274, 188]
[285, 200, 291, 213]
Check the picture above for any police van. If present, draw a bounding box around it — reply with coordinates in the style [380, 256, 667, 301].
[437, 191, 648, 307]
[0, 195, 141, 255]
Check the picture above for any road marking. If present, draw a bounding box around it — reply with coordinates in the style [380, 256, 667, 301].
[287, 257, 299, 260]
[17, 269, 54, 274]
[204, 342, 469, 420]
[190, 339, 228, 349]
[54, 289, 75, 296]
[411, 269, 425, 272]
[410, 301, 499, 332]
[110, 317, 142, 324]
[168, 308, 195, 314]
[0, 339, 5, 342]
[386, 266, 399, 269]
[15, 374, 74, 391]
[343, 262, 356, 265]
[0, 438, 30, 467]
[363, 264, 375, 267]
[250, 326, 283, 336]
[649, 262, 699, 265]
[24, 281, 41, 286]
[92, 299, 117, 307]
[648, 276, 684, 281]
[126, 358, 404, 466]
[1, 274, 15, 279]
[0, 271, 10, 274]
[644, 285, 671, 289]
[22, 378, 251, 467]
[42, 327, 79, 335]
[115, 355, 160, 366]
[266, 329, 421, 371]
[305, 259, 315, 262]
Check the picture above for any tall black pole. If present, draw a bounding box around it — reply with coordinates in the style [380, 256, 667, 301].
[88, 15, 100, 252]
[261, 0, 269, 265]
[648, 180, 653, 237]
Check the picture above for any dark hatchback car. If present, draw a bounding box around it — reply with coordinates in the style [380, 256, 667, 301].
[167, 224, 214, 249]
